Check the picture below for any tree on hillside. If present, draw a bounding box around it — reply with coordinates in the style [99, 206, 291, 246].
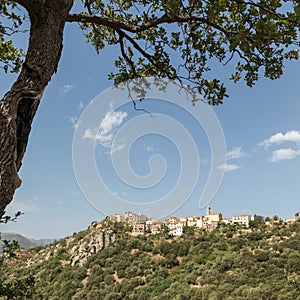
[1, 0, 300, 217]
[0, 235, 35, 298]
[249, 214, 265, 229]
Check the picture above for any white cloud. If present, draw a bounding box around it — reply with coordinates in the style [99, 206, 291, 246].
[78, 101, 84, 110]
[111, 142, 126, 154]
[259, 130, 300, 148]
[217, 163, 240, 172]
[269, 148, 300, 162]
[226, 147, 247, 160]
[59, 84, 74, 95]
[83, 108, 127, 153]
[82, 128, 96, 140]
[99, 110, 127, 138]
[67, 116, 79, 129]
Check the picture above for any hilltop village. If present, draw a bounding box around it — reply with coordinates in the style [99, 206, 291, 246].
[108, 205, 300, 237]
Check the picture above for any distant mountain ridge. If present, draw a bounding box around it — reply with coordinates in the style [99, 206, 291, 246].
[0, 232, 55, 253]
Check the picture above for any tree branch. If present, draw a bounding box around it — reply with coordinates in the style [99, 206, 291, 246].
[66, 13, 234, 36]
[117, 31, 137, 77]
[117, 29, 175, 79]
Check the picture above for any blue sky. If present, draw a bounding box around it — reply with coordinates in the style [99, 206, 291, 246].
[1, 19, 300, 239]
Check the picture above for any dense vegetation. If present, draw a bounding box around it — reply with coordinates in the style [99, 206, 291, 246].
[2, 0, 300, 219]
[1, 220, 300, 299]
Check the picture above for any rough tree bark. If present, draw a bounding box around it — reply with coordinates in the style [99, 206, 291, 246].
[0, 0, 73, 218]
[1, 0, 296, 219]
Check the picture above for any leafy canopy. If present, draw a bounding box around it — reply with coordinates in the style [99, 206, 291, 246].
[0, 0, 25, 73]
[2, 0, 300, 104]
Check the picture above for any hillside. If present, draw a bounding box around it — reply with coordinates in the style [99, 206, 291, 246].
[0, 233, 54, 254]
[1, 219, 300, 299]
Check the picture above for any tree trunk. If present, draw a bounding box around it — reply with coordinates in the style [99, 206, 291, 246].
[0, 0, 73, 218]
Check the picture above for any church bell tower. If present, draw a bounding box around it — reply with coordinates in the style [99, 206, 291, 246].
[206, 204, 211, 216]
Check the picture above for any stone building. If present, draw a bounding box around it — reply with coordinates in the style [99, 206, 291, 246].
[132, 223, 145, 236]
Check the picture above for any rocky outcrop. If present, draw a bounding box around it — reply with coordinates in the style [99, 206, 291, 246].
[69, 229, 116, 266]
[5, 221, 117, 269]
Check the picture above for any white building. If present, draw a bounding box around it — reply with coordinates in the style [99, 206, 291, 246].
[169, 216, 178, 224]
[168, 222, 184, 236]
[221, 218, 232, 225]
[150, 224, 162, 235]
[132, 223, 145, 236]
[179, 216, 187, 226]
[285, 212, 300, 224]
[187, 216, 198, 227]
[232, 214, 251, 226]
[146, 220, 153, 226]
[196, 216, 205, 228]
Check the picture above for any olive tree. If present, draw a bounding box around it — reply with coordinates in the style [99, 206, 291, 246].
[1, 0, 300, 217]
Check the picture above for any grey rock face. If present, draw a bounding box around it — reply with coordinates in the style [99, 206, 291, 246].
[70, 229, 116, 266]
